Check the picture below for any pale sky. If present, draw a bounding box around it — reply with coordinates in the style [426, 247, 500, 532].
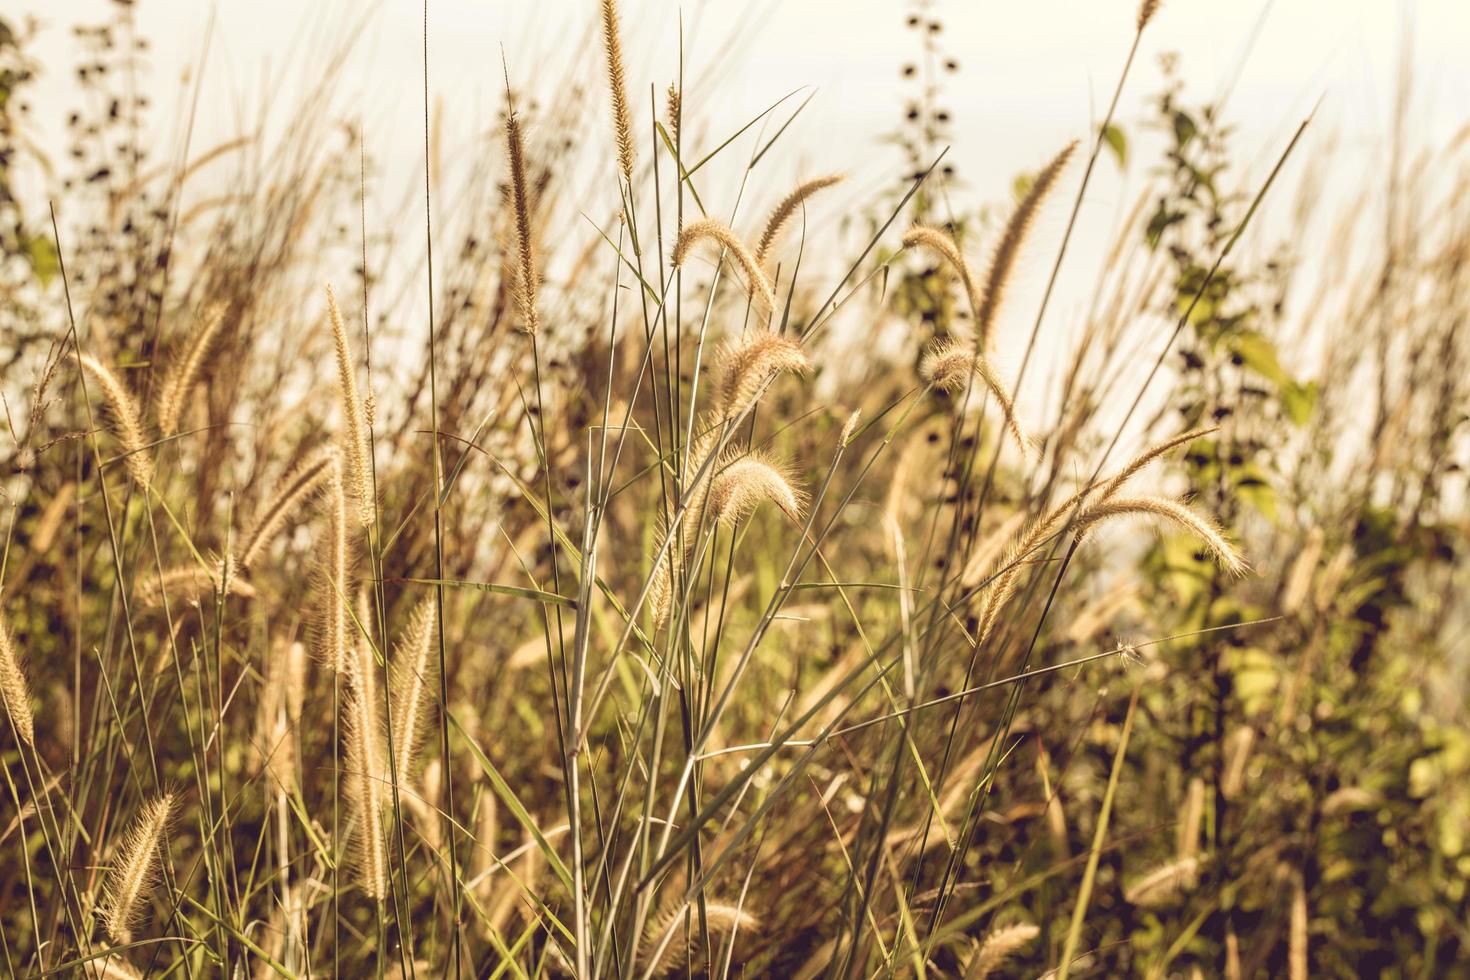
[11, 1, 1470, 413]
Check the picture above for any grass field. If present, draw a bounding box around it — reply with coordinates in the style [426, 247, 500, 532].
[1, 1, 1467, 976]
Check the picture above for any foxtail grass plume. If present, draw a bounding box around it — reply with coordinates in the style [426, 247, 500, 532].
[0, 609, 34, 747]
[919, 337, 1031, 454]
[155, 303, 227, 437]
[902, 225, 980, 319]
[1124, 855, 1200, 908]
[313, 462, 354, 673]
[389, 597, 439, 787]
[919, 336, 974, 393]
[325, 286, 375, 527]
[505, 102, 540, 336]
[102, 794, 174, 943]
[1098, 426, 1215, 501]
[77, 353, 152, 490]
[708, 452, 805, 525]
[344, 636, 388, 900]
[839, 408, 862, 447]
[136, 557, 256, 610]
[666, 83, 681, 147]
[642, 902, 759, 977]
[672, 218, 776, 309]
[1138, 0, 1162, 30]
[754, 173, 846, 266]
[600, 0, 635, 182]
[715, 331, 810, 418]
[965, 923, 1040, 980]
[239, 448, 340, 568]
[973, 141, 1077, 351]
[1075, 495, 1246, 576]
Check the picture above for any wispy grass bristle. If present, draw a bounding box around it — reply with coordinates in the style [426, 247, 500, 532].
[77, 352, 153, 489]
[101, 794, 174, 944]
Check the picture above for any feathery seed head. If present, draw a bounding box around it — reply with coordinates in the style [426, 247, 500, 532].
[504, 105, 540, 336]
[967, 923, 1040, 980]
[920, 336, 975, 393]
[600, 0, 635, 181]
[1138, 0, 1162, 30]
[102, 794, 175, 944]
[708, 453, 805, 526]
[325, 285, 376, 527]
[715, 331, 810, 417]
[156, 302, 228, 437]
[839, 409, 862, 447]
[0, 610, 34, 747]
[77, 353, 153, 490]
[973, 140, 1077, 351]
[902, 225, 980, 317]
[1125, 855, 1200, 908]
[672, 218, 776, 309]
[754, 173, 846, 266]
[1077, 495, 1247, 576]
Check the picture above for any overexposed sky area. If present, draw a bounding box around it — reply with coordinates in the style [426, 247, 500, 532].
[9, 1, 1470, 414]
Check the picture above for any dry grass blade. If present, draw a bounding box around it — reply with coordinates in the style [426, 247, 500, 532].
[102, 794, 174, 943]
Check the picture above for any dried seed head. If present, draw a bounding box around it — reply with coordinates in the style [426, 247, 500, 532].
[1124, 855, 1200, 908]
[754, 173, 846, 266]
[919, 336, 975, 393]
[672, 218, 776, 309]
[77, 353, 153, 490]
[1099, 426, 1216, 502]
[0, 609, 34, 747]
[974, 141, 1077, 351]
[643, 902, 759, 977]
[600, 0, 635, 182]
[136, 556, 257, 610]
[1138, 0, 1162, 30]
[326, 286, 375, 527]
[715, 331, 810, 417]
[239, 447, 340, 568]
[389, 597, 439, 786]
[902, 225, 979, 316]
[839, 409, 862, 447]
[666, 84, 681, 147]
[505, 105, 540, 336]
[966, 923, 1040, 980]
[345, 636, 388, 901]
[1076, 495, 1247, 576]
[102, 794, 175, 944]
[156, 302, 228, 437]
[708, 453, 805, 526]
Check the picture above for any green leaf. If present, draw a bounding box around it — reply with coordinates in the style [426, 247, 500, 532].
[1280, 379, 1318, 427]
[1101, 122, 1128, 168]
[26, 235, 59, 287]
[1227, 329, 1287, 387]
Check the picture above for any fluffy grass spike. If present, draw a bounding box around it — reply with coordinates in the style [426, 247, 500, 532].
[672, 218, 776, 309]
[102, 794, 175, 944]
